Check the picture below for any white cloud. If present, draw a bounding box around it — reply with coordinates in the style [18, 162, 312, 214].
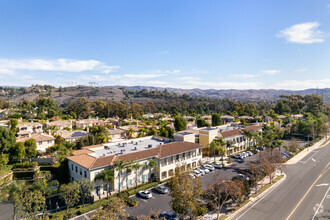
[0, 68, 15, 75]
[178, 76, 201, 81]
[274, 79, 330, 90]
[124, 73, 166, 79]
[261, 69, 281, 75]
[295, 68, 308, 72]
[277, 22, 325, 44]
[234, 74, 259, 78]
[0, 58, 119, 73]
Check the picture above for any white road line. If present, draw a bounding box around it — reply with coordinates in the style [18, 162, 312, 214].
[234, 175, 285, 220]
[312, 186, 330, 220]
[311, 158, 316, 162]
[301, 151, 319, 164]
[316, 183, 329, 187]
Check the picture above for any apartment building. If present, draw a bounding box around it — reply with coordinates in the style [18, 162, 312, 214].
[67, 136, 202, 199]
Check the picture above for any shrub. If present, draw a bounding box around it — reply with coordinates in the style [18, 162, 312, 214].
[14, 161, 38, 169]
[227, 161, 233, 164]
[125, 197, 138, 207]
[197, 206, 208, 216]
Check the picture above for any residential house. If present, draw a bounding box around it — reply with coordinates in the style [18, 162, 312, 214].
[75, 118, 104, 129]
[47, 120, 72, 130]
[0, 120, 9, 130]
[16, 133, 55, 152]
[54, 130, 89, 142]
[221, 115, 235, 124]
[17, 122, 43, 138]
[108, 128, 126, 141]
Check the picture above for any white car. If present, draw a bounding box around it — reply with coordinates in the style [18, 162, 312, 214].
[204, 165, 215, 171]
[213, 163, 223, 169]
[189, 173, 196, 178]
[194, 169, 204, 176]
[234, 154, 242, 159]
[241, 152, 247, 158]
[138, 190, 152, 199]
[200, 167, 210, 174]
[246, 151, 253, 156]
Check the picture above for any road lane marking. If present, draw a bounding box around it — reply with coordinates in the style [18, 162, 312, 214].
[312, 186, 330, 219]
[316, 183, 329, 187]
[285, 162, 330, 220]
[311, 158, 316, 162]
[301, 151, 319, 164]
[234, 174, 286, 220]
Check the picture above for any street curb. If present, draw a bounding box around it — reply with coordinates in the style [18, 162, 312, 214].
[226, 172, 287, 220]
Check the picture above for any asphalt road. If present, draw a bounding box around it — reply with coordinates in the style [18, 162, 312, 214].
[233, 142, 330, 220]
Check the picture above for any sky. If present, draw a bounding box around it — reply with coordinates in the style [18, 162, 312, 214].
[0, 0, 329, 90]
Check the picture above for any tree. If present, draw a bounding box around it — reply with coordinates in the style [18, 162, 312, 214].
[9, 118, 18, 133]
[210, 140, 220, 163]
[226, 141, 234, 162]
[78, 178, 94, 207]
[115, 160, 125, 194]
[19, 190, 45, 220]
[206, 176, 232, 219]
[2, 181, 26, 220]
[95, 169, 114, 199]
[60, 182, 80, 214]
[24, 139, 38, 158]
[92, 197, 127, 220]
[12, 142, 25, 163]
[0, 127, 16, 153]
[125, 127, 135, 139]
[31, 179, 59, 218]
[169, 167, 202, 218]
[212, 113, 222, 126]
[247, 162, 264, 194]
[258, 150, 284, 184]
[0, 153, 9, 167]
[196, 118, 206, 128]
[133, 163, 141, 188]
[174, 116, 187, 131]
[218, 145, 226, 166]
[148, 159, 157, 181]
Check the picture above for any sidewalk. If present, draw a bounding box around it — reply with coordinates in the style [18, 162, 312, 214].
[286, 136, 328, 165]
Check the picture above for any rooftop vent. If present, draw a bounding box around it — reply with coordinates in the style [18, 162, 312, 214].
[148, 144, 152, 148]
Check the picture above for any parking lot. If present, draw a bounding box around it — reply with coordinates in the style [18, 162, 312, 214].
[125, 152, 260, 218]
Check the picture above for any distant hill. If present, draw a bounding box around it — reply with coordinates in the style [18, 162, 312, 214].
[108, 86, 330, 103]
[1, 85, 329, 104]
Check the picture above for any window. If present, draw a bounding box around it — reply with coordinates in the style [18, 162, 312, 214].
[161, 171, 167, 179]
[72, 177, 74, 181]
[84, 171, 87, 178]
[75, 166, 78, 173]
[171, 156, 174, 163]
[176, 155, 180, 161]
[80, 168, 82, 175]
[126, 179, 132, 187]
[119, 182, 123, 189]
[47, 140, 52, 144]
[142, 174, 147, 182]
[38, 141, 42, 145]
[182, 153, 186, 159]
[104, 183, 108, 191]
[188, 151, 191, 157]
[168, 169, 174, 176]
[71, 164, 73, 170]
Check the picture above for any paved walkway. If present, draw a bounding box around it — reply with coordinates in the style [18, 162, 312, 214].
[286, 136, 329, 165]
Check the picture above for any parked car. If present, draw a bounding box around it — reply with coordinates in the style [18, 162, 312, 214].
[246, 151, 253, 156]
[234, 154, 242, 159]
[213, 163, 223, 169]
[153, 186, 169, 194]
[281, 151, 289, 157]
[193, 170, 202, 176]
[233, 174, 249, 181]
[189, 173, 196, 178]
[137, 190, 152, 199]
[241, 152, 247, 158]
[196, 169, 205, 175]
[257, 146, 265, 151]
[159, 212, 179, 220]
[200, 167, 210, 174]
[204, 164, 215, 171]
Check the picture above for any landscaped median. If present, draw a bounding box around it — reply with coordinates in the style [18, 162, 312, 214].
[48, 181, 159, 220]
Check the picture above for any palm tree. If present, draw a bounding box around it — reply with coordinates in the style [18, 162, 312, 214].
[226, 141, 234, 162]
[148, 159, 157, 181]
[210, 140, 220, 163]
[243, 130, 252, 149]
[94, 169, 114, 199]
[132, 163, 141, 188]
[115, 160, 125, 194]
[218, 145, 226, 166]
[126, 127, 135, 139]
[4, 181, 26, 220]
